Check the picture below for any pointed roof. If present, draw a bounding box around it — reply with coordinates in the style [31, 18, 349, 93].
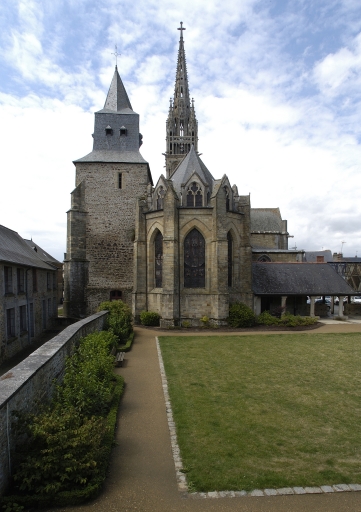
[171, 146, 214, 194]
[98, 66, 134, 114]
[173, 23, 191, 111]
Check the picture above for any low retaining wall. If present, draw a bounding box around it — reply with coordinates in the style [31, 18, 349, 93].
[0, 311, 108, 496]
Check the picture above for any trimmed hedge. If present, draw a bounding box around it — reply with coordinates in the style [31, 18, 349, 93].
[1, 331, 124, 509]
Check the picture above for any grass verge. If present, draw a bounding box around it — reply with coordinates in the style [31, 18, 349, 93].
[159, 333, 361, 492]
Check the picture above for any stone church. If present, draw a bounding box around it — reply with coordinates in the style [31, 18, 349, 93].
[64, 25, 354, 325]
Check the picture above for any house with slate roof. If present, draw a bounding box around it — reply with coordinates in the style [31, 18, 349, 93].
[0, 225, 59, 364]
[64, 24, 359, 325]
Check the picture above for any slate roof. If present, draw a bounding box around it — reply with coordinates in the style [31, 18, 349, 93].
[251, 208, 284, 232]
[171, 146, 215, 195]
[96, 66, 134, 114]
[24, 239, 61, 266]
[252, 262, 355, 295]
[0, 225, 57, 270]
[74, 150, 148, 164]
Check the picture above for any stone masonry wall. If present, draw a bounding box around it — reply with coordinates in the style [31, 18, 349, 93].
[1, 264, 58, 365]
[75, 162, 149, 314]
[0, 311, 107, 496]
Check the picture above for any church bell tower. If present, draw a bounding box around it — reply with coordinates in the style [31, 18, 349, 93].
[165, 22, 198, 178]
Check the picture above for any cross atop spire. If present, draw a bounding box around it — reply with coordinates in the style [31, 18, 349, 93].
[177, 21, 186, 39]
[111, 45, 121, 67]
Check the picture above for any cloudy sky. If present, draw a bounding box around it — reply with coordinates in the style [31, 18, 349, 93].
[1, 0, 361, 261]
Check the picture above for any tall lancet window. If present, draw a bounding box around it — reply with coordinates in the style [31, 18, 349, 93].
[155, 231, 163, 288]
[227, 232, 233, 287]
[184, 229, 205, 288]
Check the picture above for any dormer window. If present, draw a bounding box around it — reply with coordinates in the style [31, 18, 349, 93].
[120, 126, 127, 136]
[105, 126, 113, 135]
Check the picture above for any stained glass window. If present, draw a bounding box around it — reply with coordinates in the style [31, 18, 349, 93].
[227, 232, 233, 287]
[186, 181, 203, 207]
[184, 229, 205, 288]
[155, 231, 163, 288]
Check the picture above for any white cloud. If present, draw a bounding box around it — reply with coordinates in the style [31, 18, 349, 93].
[314, 32, 361, 95]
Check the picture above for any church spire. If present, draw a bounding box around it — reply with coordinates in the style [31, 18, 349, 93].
[165, 22, 198, 178]
[104, 66, 133, 112]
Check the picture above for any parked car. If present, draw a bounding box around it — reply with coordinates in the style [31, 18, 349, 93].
[315, 298, 331, 305]
[334, 297, 348, 305]
[353, 296, 361, 304]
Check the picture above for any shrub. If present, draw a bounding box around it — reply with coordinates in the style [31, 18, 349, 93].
[257, 311, 318, 327]
[256, 310, 280, 326]
[228, 302, 255, 328]
[56, 331, 117, 416]
[140, 310, 161, 326]
[98, 300, 133, 343]
[2, 331, 125, 508]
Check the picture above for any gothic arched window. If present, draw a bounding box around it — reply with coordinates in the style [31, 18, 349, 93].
[227, 232, 233, 287]
[155, 231, 163, 288]
[156, 186, 166, 210]
[258, 255, 272, 262]
[186, 182, 203, 207]
[184, 229, 205, 288]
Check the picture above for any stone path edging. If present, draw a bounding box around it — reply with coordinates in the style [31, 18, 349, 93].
[155, 336, 361, 499]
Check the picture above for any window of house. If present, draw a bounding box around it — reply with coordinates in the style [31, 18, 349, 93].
[156, 186, 165, 210]
[184, 228, 205, 288]
[227, 232, 233, 287]
[155, 231, 163, 288]
[6, 308, 15, 338]
[118, 173, 123, 189]
[110, 290, 122, 301]
[32, 268, 37, 292]
[4, 266, 13, 294]
[53, 273, 56, 290]
[48, 298, 52, 318]
[120, 126, 127, 136]
[186, 182, 203, 207]
[20, 305, 27, 332]
[316, 256, 324, 263]
[17, 268, 25, 293]
[105, 125, 113, 135]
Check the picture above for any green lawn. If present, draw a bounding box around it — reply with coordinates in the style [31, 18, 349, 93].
[158, 333, 361, 492]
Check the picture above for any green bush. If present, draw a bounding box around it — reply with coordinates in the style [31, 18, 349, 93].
[56, 331, 117, 416]
[228, 302, 255, 328]
[2, 331, 125, 508]
[140, 310, 161, 326]
[98, 300, 133, 343]
[256, 311, 318, 327]
[256, 310, 280, 326]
